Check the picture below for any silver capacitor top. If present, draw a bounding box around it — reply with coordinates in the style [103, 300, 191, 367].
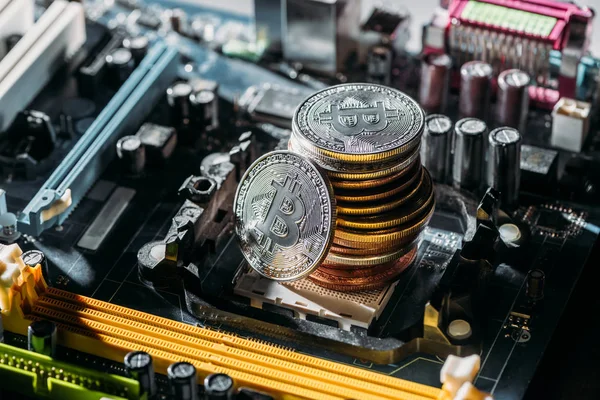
[459, 61, 493, 119]
[487, 127, 522, 208]
[421, 114, 453, 183]
[452, 118, 487, 192]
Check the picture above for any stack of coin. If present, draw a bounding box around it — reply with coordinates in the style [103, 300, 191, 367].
[289, 83, 435, 291]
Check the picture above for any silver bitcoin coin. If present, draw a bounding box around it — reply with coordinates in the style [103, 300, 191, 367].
[292, 83, 424, 161]
[234, 151, 336, 281]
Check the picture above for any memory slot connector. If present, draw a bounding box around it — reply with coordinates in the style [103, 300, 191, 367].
[446, 0, 594, 99]
[16, 42, 179, 236]
[0, 0, 85, 132]
[0, 342, 141, 400]
[0, 0, 34, 60]
[1, 249, 444, 400]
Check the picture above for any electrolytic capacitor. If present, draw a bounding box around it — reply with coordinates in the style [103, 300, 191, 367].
[116, 135, 146, 175]
[27, 320, 57, 357]
[167, 81, 194, 126]
[420, 114, 453, 183]
[496, 69, 530, 132]
[204, 373, 234, 400]
[487, 127, 522, 208]
[526, 269, 545, 301]
[190, 89, 219, 130]
[419, 53, 452, 114]
[105, 48, 135, 85]
[168, 362, 198, 400]
[170, 8, 188, 34]
[452, 118, 487, 192]
[122, 36, 149, 64]
[459, 61, 493, 119]
[367, 45, 394, 86]
[22, 249, 49, 279]
[124, 351, 157, 397]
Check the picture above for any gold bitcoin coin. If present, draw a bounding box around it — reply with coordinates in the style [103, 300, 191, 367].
[318, 259, 401, 278]
[334, 163, 422, 202]
[309, 246, 418, 292]
[329, 157, 420, 190]
[325, 145, 420, 180]
[333, 225, 425, 249]
[290, 134, 418, 175]
[336, 168, 427, 216]
[335, 205, 434, 244]
[329, 242, 408, 256]
[324, 237, 419, 267]
[336, 174, 434, 229]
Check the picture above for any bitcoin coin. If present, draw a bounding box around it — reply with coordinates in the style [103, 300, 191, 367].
[335, 205, 434, 243]
[334, 228, 423, 250]
[292, 83, 424, 163]
[234, 151, 336, 281]
[290, 131, 420, 174]
[336, 168, 427, 216]
[325, 145, 420, 180]
[329, 242, 408, 256]
[329, 157, 420, 190]
[324, 237, 419, 267]
[336, 174, 434, 229]
[334, 163, 422, 202]
[309, 246, 418, 291]
[319, 260, 403, 278]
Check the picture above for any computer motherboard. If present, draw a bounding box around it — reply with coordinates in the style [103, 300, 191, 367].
[0, 0, 599, 399]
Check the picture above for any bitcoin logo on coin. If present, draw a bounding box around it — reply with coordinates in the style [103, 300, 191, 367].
[254, 176, 305, 252]
[234, 151, 336, 281]
[318, 99, 398, 138]
[293, 83, 424, 160]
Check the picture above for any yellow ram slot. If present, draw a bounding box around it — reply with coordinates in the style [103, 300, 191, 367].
[22, 314, 341, 400]
[34, 297, 426, 400]
[0, 247, 442, 400]
[42, 287, 440, 399]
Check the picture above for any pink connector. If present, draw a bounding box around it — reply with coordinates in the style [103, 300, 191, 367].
[443, 0, 594, 108]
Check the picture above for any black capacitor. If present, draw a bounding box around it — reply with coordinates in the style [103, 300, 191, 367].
[136, 123, 178, 162]
[487, 127, 522, 208]
[459, 61, 493, 119]
[496, 69, 530, 132]
[116, 135, 146, 175]
[122, 36, 149, 64]
[204, 373, 234, 400]
[168, 362, 198, 400]
[167, 81, 194, 126]
[5, 34, 22, 52]
[419, 53, 452, 114]
[59, 113, 76, 139]
[105, 48, 135, 85]
[170, 8, 188, 34]
[526, 269, 545, 301]
[22, 249, 49, 279]
[190, 89, 218, 130]
[22, 249, 46, 268]
[124, 351, 157, 397]
[367, 45, 393, 86]
[27, 320, 57, 357]
[452, 118, 487, 192]
[420, 114, 453, 183]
